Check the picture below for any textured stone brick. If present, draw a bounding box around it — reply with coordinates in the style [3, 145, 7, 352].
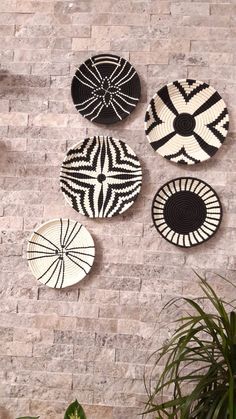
[0, 342, 32, 356]
[0, 24, 14, 35]
[150, 1, 170, 14]
[15, 0, 54, 13]
[83, 405, 113, 419]
[0, 244, 22, 256]
[0, 99, 9, 112]
[54, 330, 95, 346]
[99, 303, 140, 320]
[0, 13, 33, 25]
[0, 1, 16, 13]
[83, 13, 149, 26]
[74, 346, 115, 362]
[13, 370, 72, 389]
[17, 300, 99, 318]
[143, 251, 185, 266]
[0, 62, 31, 74]
[10, 99, 48, 113]
[95, 332, 153, 351]
[33, 343, 73, 359]
[13, 328, 54, 344]
[93, 389, 137, 406]
[30, 113, 68, 127]
[34, 314, 77, 330]
[38, 286, 78, 302]
[151, 38, 190, 53]
[79, 288, 120, 304]
[191, 40, 235, 53]
[183, 15, 230, 27]
[72, 37, 97, 51]
[211, 4, 236, 15]
[112, 406, 142, 419]
[111, 38, 150, 52]
[0, 36, 51, 50]
[0, 399, 30, 419]
[14, 49, 51, 62]
[31, 62, 70, 76]
[130, 50, 169, 65]
[72, 13, 110, 26]
[0, 217, 23, 230]
[0, 1, 235, 417]
[0, 112, 28, 126]
[170, 52, 233, 67]
[54, 1, 92, 15]
[0, 327, 13, 342]
[171, 2, 210, 16]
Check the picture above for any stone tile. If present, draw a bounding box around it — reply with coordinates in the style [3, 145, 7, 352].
[14, 49, 52, 62]
[183, 15, 231, 27]
[11, 1, 53, 13]
[171, 2, 210, 16]
[30, 113, 68, 127]
[0, 112, 28, 126]
[54, 330, 95, 346]
[150, 1, 170, 15]
[191, 40, 235, 53]
[211, 3, 236, 15]
[130, 50, 169, 65]
[74, 346, 115, 362]
[0, 216, 23, 230]
[0, 327, 13, 342]
[0, 341, 32, 356]
[83, 405, 113, 419]
[0, 0, 235, 415]
[0, 24, 14, 35]
[33, 343, 73, 359]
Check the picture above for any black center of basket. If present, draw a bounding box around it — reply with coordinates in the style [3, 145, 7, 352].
[173, 113, 196, 136]
[97, 173, 106, 183]
[163, 191, 206, 234]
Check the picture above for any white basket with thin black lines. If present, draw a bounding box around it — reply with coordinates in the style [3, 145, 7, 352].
[27, 218, 95, 288]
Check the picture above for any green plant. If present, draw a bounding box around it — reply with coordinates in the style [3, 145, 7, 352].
[64, 399, 86, 419]
[143, 274, 236, 419]
[16, 399, 86, 419]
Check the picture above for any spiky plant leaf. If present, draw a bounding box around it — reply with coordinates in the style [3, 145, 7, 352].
[64, 399, 86, 419]
[143, 275, 236, 419]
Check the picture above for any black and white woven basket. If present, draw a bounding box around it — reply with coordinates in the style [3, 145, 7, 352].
[145, 79, 229, 164]
[152, 177, 223, 247]
[71, 53, 141, 124]
[60, 136, 142, 218]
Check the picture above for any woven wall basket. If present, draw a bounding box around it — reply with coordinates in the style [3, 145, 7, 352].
[71, 53, 141, 124]
[145, 79, 229, 164]
[27, 219, 95, 288]
[60, 136, 142, 218]
[152, 177, 222, 248]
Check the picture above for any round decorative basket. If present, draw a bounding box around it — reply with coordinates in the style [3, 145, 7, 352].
[27, 219, 95, 288]
[152, 177, 222, 247]
[60, 136, 142, 218]
[71, 53, 141, 124]
[145, 79, 229, 164]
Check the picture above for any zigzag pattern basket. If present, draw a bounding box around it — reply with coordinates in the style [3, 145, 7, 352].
[145, 79, 229, 164]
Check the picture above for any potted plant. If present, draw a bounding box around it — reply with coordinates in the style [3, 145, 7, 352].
[16, 399, 86, 419]
[143, 274, 236, 418]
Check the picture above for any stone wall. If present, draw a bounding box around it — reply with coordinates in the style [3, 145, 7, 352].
[0, 0, 235, 418]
